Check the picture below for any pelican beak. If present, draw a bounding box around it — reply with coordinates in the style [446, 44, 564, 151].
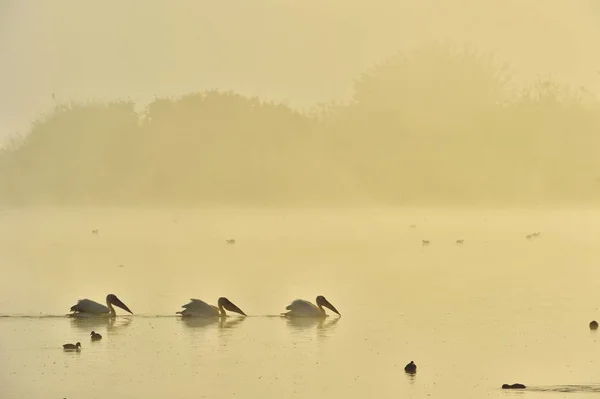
[112, 296, 133, 314]
[323, 300, 341, 316]
[223, 300, 247, 316]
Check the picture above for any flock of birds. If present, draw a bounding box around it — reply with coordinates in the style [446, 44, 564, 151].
[69, 228, 549, 385]
[62, 293, 420, 376]
[62, 295, 340, 340]
[420, 232, 541, 246]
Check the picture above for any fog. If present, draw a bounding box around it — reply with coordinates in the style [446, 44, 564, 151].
[0, 0, 599, 206]
[1, 0, 599, 137]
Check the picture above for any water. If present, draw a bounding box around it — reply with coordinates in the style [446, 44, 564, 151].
[1, 207, 600, 398]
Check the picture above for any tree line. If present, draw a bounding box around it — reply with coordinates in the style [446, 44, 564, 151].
[1, 44, 599, 206]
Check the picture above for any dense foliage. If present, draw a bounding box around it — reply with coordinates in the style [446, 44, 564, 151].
[2, 45, 599, 206]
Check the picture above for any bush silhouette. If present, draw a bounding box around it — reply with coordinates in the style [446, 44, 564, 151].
[1, 45, 599, 206]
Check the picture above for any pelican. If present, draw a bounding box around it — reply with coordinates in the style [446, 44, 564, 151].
[63, 342, 81, 351]
[90, 331, 102, 341]
[68, 294, 133, 317]
[282, 296, 341, 318]
[177, 297, 247, 317]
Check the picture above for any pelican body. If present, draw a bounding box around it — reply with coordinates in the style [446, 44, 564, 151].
[282, 295, 341, 318]
[69, 294, 133, 317]
[90, 331, 102, 341]
[177, 297, 247, 317]
[63, 342, 81, 351]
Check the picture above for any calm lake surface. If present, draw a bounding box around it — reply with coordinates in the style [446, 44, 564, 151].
[1, 207, 600, 398]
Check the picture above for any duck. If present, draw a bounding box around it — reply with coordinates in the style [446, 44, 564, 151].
[90, 331, 102, 341]
[63, 342, 82, 351]
[404, 361, 417, 374]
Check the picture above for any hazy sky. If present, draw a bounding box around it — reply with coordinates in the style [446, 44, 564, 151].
[1, 0, 599, 143]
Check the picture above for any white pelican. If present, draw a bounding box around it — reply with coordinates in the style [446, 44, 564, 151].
[68, 294, 133, 317]
[90, 331, 102, 341]
[177, 297, 247, 317]
[282, 295, 341, 318]
[63, 342, 81, 351]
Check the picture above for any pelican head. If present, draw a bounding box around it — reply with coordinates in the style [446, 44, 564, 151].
[217, 297, 247, 316]
[106, 294, 133, 315]
[316, 295, 341, 316]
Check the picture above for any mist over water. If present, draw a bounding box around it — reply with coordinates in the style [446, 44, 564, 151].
[1, 1, 600, 398]
[2, 208, 600, 399]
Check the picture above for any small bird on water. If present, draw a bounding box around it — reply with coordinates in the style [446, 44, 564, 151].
[502, 383, 526, 389]
[63, 342, 81, 351]
[404, 361, 417, 374]
[91, 331, 102, 341]
[590, 321, 598, 330]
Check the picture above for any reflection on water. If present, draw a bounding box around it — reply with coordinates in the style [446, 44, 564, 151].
[179, 316, 246, 329]
[525, 385, 600, 393]
[405, 371, 416, 386]
[285, 316, 340, 335]
[3, 208, 600, 399]
[69, 315, 133, 332]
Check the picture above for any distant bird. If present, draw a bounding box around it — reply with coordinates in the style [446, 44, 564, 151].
[404, 361, 417, 374]
[409, 224, 417, 229]
[63, 342, 81, 351]
[177, 297, 247, 317]
[456, 239, 464, 244]
[92, 229, 99, 235]
[526, 232, 540, 240]
[226, 239, 236, 244]
[421, 240, 430, 246]
[282, 296, 341, 318]
[90, 331, 102, 341]
[502, 383, 526, 389]
[590, 321, 598, 330]
[68, 294, 133, 317]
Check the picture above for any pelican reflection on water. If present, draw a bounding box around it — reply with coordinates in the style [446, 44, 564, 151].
[70, 314, 132, 332]
[68, 294, 133, 317]
[282, 296, 341, 318]
[285, 315, 340, 333]
[177, 297, 247, 318]
[180, 315, 247, 329]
